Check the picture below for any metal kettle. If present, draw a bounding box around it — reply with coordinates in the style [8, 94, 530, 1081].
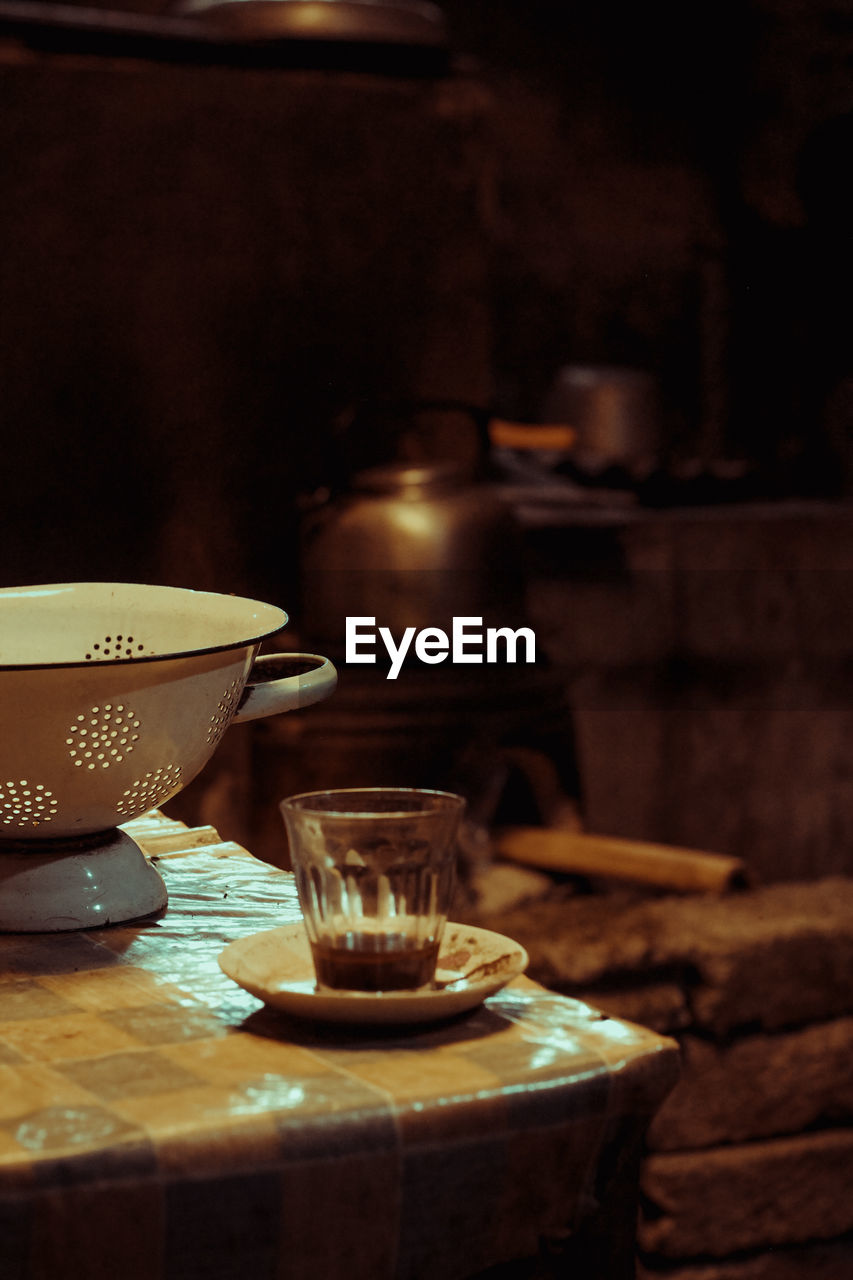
[298, 455, 528, 660]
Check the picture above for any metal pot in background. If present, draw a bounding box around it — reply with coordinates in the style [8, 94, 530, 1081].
[543, 364, 662, 477]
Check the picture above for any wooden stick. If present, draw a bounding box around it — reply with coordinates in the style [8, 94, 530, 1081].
[496, 827, 750, 894]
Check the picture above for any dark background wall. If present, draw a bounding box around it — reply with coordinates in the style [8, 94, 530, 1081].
[3, 0, 853, 600]
[0, 26, 493, 602]
[444, 0, 853, 483]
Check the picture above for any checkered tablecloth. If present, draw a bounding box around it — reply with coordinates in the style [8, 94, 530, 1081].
[0, 812, 678, 1280]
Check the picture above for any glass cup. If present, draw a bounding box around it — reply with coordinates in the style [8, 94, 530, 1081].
[280, 787, 465, 992]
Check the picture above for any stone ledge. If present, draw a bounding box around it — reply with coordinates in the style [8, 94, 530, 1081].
[639, 1128, 853, 1258]
[475, 877, 853, 1035]
[647, 1017, 853, 1151]
[638, 1237, 853, 1280]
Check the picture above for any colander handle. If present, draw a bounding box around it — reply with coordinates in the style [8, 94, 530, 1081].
[232, 653, 337, 723]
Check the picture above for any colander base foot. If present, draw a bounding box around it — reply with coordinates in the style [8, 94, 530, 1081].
[0, 828, 168, 932]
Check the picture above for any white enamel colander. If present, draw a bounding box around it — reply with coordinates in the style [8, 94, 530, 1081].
[0, 582, 337, 931]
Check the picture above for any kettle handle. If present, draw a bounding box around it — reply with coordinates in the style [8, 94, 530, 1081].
[233, 653, 337, 723]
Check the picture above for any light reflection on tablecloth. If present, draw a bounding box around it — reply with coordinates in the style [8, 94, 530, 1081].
[94, 842, 303, 1021]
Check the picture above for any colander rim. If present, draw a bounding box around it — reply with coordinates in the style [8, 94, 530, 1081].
[0, 581, 288, 671]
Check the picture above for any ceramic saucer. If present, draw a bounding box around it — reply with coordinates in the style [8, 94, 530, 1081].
[218, 922, 529, 1025]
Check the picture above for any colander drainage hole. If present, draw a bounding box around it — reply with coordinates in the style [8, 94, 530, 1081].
[85, 635, 147, 660]
[0, 780, 59, 827]
[207, 678, 243, 745]
[116, 765, 182, 818]
[67, 704, 141, 768]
